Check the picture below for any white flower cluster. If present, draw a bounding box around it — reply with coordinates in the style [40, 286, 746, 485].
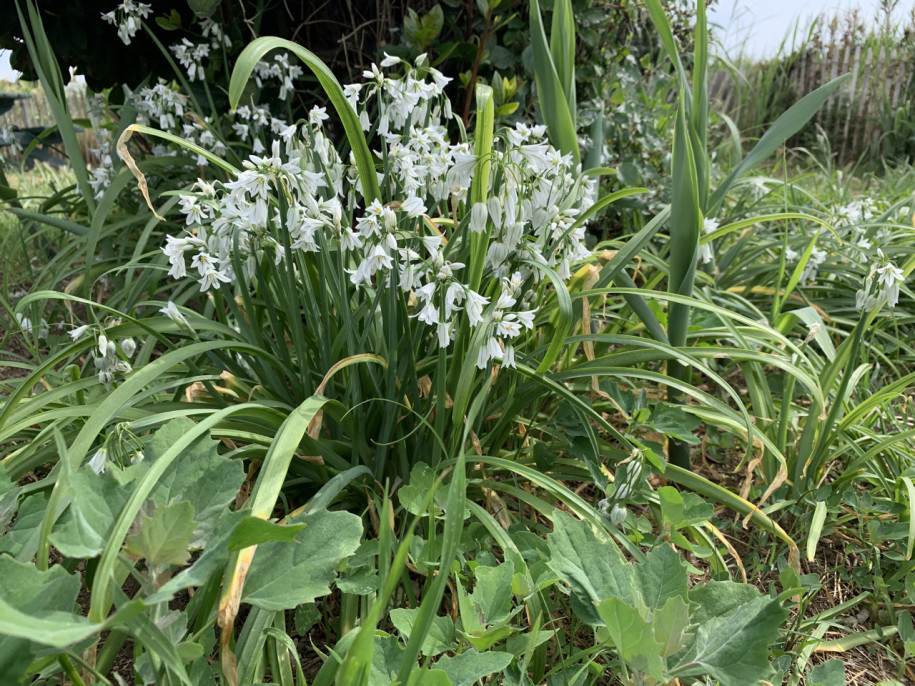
[170, 38, 211, 82]
[88, 130, 114, 200]
[856, 249, 905, 312]
[356, 53, 453, 135]
[833, 198, 879, 228]
[101, 0, 151, 45]
[598, 454, 644, 527]
[87, 425, 145, 475]
[254, 54, 304, 101]
[92, 333, 135, 386]
[134, 81, 189, 131]
[232, 104, 293, 155]
[161, 56, 596, 370]
[698, 216, 719, 265]
[180, 116, 227, 165]
[16, 313, 49, 339]
[784, 244, 828, 284]
[199, 18, 232, 49]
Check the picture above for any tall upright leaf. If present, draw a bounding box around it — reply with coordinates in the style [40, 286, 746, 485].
[550, 0, 577, 127]
[666, 99, 702, 470]
[529, 0, 580, 166]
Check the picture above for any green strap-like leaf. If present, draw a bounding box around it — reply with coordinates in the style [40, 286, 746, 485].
[5, 208, 88, 236]
[709, 74, 851, 214]
[550, 0, 577, 126]
[468, 83, 494, 295]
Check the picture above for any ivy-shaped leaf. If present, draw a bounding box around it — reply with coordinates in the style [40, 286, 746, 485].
[670, 595, 786, 686]
[546, 510, 638, 626]
[50, 469, 132, 558]
[242, 507, 362, 610]
[144, 417, 244, 547]
[597, 597, 665, 681]
[434, 650, 513, 686]
[125, 501, 196, 566]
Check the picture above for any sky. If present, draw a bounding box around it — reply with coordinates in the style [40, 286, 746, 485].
[0, 1, 913, 81]
[709, 0, 914, 57]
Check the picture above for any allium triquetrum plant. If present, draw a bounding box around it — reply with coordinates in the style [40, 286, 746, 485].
[128, 37, 635, 480]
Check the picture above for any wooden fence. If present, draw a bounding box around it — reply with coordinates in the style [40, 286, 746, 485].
[709, 42, 914, 164]
[0, 85, 100, 165]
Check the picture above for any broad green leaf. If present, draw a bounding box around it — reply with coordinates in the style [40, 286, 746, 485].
[462, 624, 513, 652]
[145, 417, 245, 547]
[147, 509, 247, 604]
[434, 650, 513, 686]
[808, 659, 846, 686]
[228, 516, 306, 551]
[649, 403, 702, 445]
[406, 668, 452, 686]
[0, 599, 143, 649]
[687, 580, 763, 626]
[89, 401, 261, 624]
[369, 635, 405, 686]
[471, 561, 515, 627]
[50, 469, 132, 558]
[399, 462, 439, 515]
[0, 556, 82, 678]
[653, 596, 693, 658]
[658, 486, 715, 529]
[336, 566, 379, 595]
[389, 608, 454, 656]
[125, 501, 196, 566]
[242, 507, 362, 610]
[670, 595, 787, 686]
[638, 544, 688, 612]
[0, 492, 45, 559]
[0, 555, 79, 616]
[546, 510, 637, 626]
[596, 598, 665, 681]
[294, 603, 322, 635]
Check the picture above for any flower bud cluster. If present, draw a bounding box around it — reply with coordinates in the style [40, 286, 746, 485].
[87, 424, 145, 475]
[92, 333, 135, 387]
[598, 454, 644, 527]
